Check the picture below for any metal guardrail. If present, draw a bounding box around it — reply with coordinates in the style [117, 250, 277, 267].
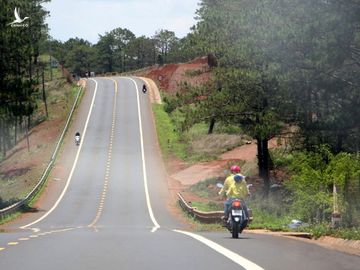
[178, 193, 313, 238]
[0, 82, 85, 220]
[177, 193, 223, 223]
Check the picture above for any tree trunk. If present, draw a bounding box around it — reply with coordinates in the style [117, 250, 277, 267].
[336, 131, 344, 154]
[2, 119, 8, 158]
[14, 115, 18, 145]
[26, 115, 30, 152]
[0, 118, 4, 158]
[257, 137, 270, 196]
[208, 118, 215, 134]
[42, 69, 48, 118]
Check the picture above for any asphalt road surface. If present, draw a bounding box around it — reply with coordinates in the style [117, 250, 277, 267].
[0, 77, 359, 270]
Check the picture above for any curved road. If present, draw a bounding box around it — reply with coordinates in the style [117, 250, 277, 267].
[0, 77, 358, 269]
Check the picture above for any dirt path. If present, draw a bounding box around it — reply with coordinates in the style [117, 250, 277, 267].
[170, 138, 280, 186]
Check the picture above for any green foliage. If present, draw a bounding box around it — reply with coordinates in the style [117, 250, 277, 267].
[191, 201, 223, 212]
[297, 223, 360, 240]
[189, 177, 221, 199]
[248, 207, 290, 231]
[153, 29, 178, 64]
[0, 0, 49, 156]
[284, 147, 360, 226]
[271, 149, 295, 168]
[192, 0, 360, 152]
[326, 153, 360, 226]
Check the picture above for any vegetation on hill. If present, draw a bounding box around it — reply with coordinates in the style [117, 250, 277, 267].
[1, 0, 359, 237]
[151, 0, 360, 237]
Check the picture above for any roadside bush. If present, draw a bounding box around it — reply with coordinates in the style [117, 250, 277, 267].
[326, 153, 360, 227]
[285, 146, 360, 226]
[285, 147, 335, 223]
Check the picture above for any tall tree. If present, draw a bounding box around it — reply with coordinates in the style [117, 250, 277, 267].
[153, 29, 178, 64]
[189, 0, 284, 194]
[0, 0, 49, 156]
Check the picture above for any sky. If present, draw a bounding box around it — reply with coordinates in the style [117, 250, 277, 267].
[43, 0, 200, 44]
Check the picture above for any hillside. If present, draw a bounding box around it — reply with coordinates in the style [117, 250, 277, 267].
[136, 56, 211, 93]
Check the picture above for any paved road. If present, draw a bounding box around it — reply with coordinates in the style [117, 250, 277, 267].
[0, 77, 359, 269]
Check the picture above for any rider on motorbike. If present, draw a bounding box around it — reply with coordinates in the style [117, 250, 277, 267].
[223, 174, 250, 221]
[218, 165, 242, 196]
[75, 132, 81, 145]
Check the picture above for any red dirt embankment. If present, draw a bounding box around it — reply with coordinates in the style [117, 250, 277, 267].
[137, 56, 210, 93]
[138, 56, 266, 187]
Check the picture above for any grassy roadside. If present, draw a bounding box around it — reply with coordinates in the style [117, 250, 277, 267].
[152, 102, 246, 163]
[0, 72, 83, 221]
[180, 177, 360, 240]
[152, 104, 188, 161]
[151, 101, 360, 240]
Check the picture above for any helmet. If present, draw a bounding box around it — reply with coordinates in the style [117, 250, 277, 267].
[230, 165, 241, 173]
[234, 174, 243, 182]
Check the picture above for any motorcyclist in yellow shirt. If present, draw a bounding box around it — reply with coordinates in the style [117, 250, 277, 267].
[218, 165, 242, 196]
[223, 174, 250, 221]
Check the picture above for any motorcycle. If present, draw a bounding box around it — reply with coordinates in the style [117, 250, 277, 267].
[217, 183, 252, 238]
[142, 84, 147, 93]
[75, 132, 80, 146]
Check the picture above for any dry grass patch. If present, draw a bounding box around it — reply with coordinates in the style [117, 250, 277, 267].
[191, 134, 244, 156]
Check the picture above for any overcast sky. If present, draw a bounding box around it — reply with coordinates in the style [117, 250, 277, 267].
[43, 0, 200, 44]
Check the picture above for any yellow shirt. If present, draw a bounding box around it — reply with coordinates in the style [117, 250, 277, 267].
[219, 174, 235, 196]
[226, 179, 249, 199]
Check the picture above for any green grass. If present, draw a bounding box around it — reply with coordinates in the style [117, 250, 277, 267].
[248, 207, 291, 231]
[152, 104, 188, 160]
[191, 201, 223, 212]
[154, 102, 246, 162]
[296, 223, 360, 240]
[189, 177, 221, 199]
[0, 212, 21, 225]
[178, 204, 224, 232]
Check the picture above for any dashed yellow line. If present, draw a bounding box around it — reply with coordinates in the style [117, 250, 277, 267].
[0, 227, 80, 254]
[88, 78, 118, 228]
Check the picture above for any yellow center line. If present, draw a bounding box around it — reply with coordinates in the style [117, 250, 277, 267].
[7, 242, 18, 246]
[88, 78, 118, 228]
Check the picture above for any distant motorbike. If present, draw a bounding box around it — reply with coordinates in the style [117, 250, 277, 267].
[75, 132, 81, 146]
[142, 84, 147, 93]
[217, 183, 252, 238]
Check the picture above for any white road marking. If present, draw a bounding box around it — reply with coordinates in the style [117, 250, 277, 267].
[20, 79, 98, 229]
[128, 77, 160, 233]
[174, 230, 265, 270]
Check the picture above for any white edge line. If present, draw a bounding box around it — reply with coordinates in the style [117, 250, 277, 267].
[173, 230, 265, 270]
[20, 79, 98, 229]
[128, 77, 160, 232]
